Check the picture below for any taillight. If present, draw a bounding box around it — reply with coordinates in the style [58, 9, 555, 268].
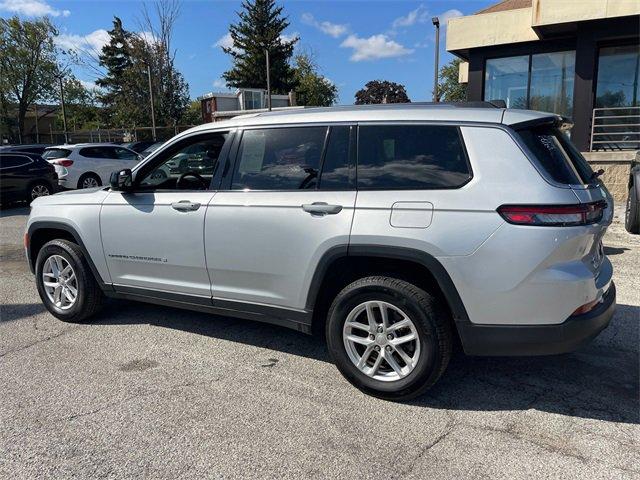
[497, 201, 606, 227]
[53, 159, 73, 167]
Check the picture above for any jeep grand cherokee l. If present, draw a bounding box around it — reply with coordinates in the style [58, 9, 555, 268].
[25, 104, 616, 399]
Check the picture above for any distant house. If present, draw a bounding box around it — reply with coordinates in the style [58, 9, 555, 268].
[198, 88, 301, 123]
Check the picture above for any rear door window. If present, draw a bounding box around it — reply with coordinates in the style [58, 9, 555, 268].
[0, 154, 32, 169]
[357, 125, 472, 189]
[318, 126, 355, 190]
[42, 148, 71, 160]
[231, 127, 327, 190]
[517, 125, 594, 185]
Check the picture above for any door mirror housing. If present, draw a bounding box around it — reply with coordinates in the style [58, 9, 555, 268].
[110, 168, 133, 191]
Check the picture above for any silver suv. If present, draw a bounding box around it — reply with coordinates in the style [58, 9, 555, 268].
[25, 104, 616, 399]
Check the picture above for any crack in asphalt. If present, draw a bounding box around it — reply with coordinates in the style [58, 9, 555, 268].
[0, 325, 82, 359]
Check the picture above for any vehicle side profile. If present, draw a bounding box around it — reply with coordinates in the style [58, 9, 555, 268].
[0, 152, 57, 203]
[42, 143, 141, 189]
[25, 104, 616, 399]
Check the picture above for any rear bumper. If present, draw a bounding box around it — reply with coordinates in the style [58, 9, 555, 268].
[457, 282, 616, 356]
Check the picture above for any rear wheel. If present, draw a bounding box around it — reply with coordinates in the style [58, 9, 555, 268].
[326, 276, 453, 400]
[27, 181, 52, 202]
[35, 239, 104, 322]
[78, 173, 101, 189]
[625, 186, 640, 234]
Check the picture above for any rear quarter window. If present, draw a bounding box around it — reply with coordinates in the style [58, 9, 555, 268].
[42, 148, 71, 160]
[357, 125, 472, 189]
[517, 125, 594, 185]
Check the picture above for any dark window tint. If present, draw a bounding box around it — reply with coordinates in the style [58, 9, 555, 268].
[0, 154, 31, 168]
[319, 126, 353, 190]
[232, 127, 327, 190]
[113, 147, 138, 160]
[517, 125, 593, 184]
[357, 125, 471, 189]
[79, 147, 107, 158]
[42, 148, 71, 160]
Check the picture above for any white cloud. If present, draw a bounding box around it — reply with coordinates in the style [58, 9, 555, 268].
[79, 79, 97, 91]
[439, 9, 463, 25]
[280, 31, 299, 43]
[214, 32, 233, 50]
[391, 4, 429, 29]
[137, 31, 157, 45]
[301, 13, 348, 38]
[0, 0, 69, 17]
[56, 29, 110, 54]
[340, 34, 413, 62]
[213, 78, 228, 90]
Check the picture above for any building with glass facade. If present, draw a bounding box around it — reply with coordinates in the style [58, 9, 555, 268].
[447, 0, 639, 153]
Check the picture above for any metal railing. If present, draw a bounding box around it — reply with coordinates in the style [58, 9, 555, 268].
[590, 106, 640, 151]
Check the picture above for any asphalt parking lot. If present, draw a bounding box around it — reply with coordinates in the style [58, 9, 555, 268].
[1, 204, 638, 479]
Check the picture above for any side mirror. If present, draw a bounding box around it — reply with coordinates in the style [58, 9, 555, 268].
[110, 168, 132, 191]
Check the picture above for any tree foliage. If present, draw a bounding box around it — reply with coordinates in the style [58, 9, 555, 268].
[222, 0, 298, 93]
[96, 7, 190, 128]
[292, 53, 338, 107]
[354, 80, 410, 105]
[437, 58, 467, 102]
[0, 16, 59, 140]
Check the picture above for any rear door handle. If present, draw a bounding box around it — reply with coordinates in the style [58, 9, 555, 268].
[171, 200, 201, 212]
[302, 202, 343, 215]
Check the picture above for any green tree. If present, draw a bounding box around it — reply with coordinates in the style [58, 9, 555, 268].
[180, 100, 202, 125]
[96, 17, 136, 126]
[292, 53, 338, 107]
[0, 16, 59, 141]
[354, 80, 410, 104]
[437, 58, 467, 102]
[58, 78, 100, 131]
[222, 0, 298, 93]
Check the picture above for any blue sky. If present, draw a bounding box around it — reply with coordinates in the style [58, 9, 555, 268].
[0, 0, 494, 103]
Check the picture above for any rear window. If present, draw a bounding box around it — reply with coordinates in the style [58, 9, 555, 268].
[517, 126, 594, 185]
[42, 148, 71, 160]
[357, 125, 472, 189]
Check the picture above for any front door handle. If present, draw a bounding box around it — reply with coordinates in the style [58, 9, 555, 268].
[302, 202, 343, 215]
[171, 200, 201, 212]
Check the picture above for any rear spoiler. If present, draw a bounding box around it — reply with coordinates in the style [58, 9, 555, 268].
[504, 112, 574, 132]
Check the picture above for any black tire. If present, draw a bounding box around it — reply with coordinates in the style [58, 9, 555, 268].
[35, 239, 104, 323]
[625, 186, 640, 234]
[326, 276, 453, 400]
[26, 181, 52, 202]
[77, 173, 101, 189]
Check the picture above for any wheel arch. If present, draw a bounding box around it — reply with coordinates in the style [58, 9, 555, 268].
[77, 171, 102, 188]
[27, 221, 111, 291]
[306, 245, 471, 338]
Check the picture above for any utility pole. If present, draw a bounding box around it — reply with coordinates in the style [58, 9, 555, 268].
[432, 17, 440, 102]
[147, 63, 157, 141]
[34, 103, 39, 143]
[58, 76, 69, 143]
[265, 49, 272, 111]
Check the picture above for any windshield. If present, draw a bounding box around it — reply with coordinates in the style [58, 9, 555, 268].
[42, 148, 71, 160]
[517, 125, 594, 185]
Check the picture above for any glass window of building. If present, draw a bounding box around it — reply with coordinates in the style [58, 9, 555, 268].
[484, 55, 529, 108]
[595, 45, 640, 108]
[529, 51, 575, 117]
[484, 51, 576, 117]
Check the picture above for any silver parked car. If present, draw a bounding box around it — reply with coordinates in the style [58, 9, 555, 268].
[25, 104, 615, 399]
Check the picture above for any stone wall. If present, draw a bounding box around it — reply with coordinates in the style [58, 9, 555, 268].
[583, 151, 638, 204]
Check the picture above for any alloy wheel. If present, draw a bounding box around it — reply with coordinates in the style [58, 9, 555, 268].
[42, 255, 78, 310]
[82, 177, 99, 188]
[31, 184, 50, 199]
[343, 301, 421, 382]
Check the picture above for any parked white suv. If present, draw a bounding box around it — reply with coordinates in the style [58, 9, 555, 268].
[26, 104, 616, 399]
[42, 144, 141, 189]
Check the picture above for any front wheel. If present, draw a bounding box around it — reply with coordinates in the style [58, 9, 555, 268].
[35, 239, 104, 322]
[326, 276, 453, 400]
[625, 186, 640, 234]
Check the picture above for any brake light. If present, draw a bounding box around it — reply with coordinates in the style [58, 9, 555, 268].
[497, 201, 606, 227]
[53, 159, 73, 167]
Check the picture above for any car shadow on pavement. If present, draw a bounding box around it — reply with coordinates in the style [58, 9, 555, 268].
[0, 303, 46, 322]
[0, 205, 30, 218]
[94, 299, 640, 426]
